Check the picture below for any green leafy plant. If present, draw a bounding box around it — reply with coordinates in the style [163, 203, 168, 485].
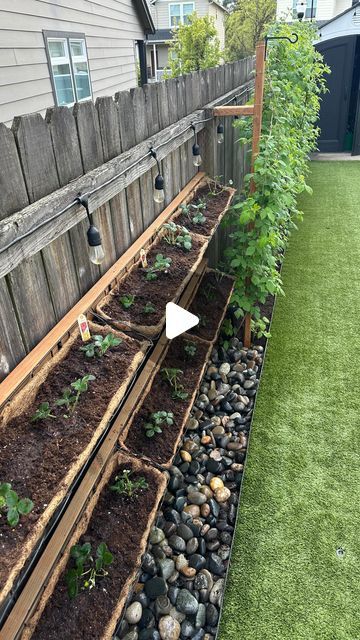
[143, 411, 174, 438]
[192, 211, 206, 225]
[143, 302, 156, 314]
[180, 202, 206, 225]
[110, 469, 148, 496]
[65, 542, 113, 599]
[198, 314, 208, 328]
[31, 401, 56, 422]
[162, 222, 192, 252]
[80, 333, 122, 358]
[184, 341, 197, 358]
[203, 282, 216, 302]
[0, 483, 33, 527]
[145, 254, 172, 281]
[160, 367, 189, 401]
[120, 294, 136, 309]
[251, 316, 271, 339]
[226, 22, 329, 332]
[164, 13, 221, 78]
[56, 374, 96, 417]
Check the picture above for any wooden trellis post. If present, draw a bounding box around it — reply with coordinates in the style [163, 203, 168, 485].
[213, 41, 266, 348]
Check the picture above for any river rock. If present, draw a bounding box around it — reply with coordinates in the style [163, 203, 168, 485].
[125, 601, 142, 625]
[150, 527, 165, 545]
[155, 595, 172, 616]
[176, 589, 199, 615]
[158, 558, 175, 581]
[144, 577, 167, 599]
[214, 487, 231, 503]
[158, 616, 180, 640]
[209, 477, 224, 491]
[209, 579, 225, 606]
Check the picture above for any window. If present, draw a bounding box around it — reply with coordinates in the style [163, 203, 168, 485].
[169, 3, 195, 27]
[292, 0, 317, 19]
[44, 31, 92, 106]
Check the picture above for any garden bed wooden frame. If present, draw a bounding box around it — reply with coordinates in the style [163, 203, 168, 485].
[21, 451, 167, 640]
[96, 176, 235, 337]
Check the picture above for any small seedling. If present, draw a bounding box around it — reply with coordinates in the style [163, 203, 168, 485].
[0, 483, 33, 528]
[208, 175, 226, 197]
[56, 389, 75, 413]
[143, 302, 156, 314]
[162, 222, 192, 252]
[120, 294, 136, 309]
[203, 282, 216, 302]
[70, 375, 95, 413]
[192, 211, 206, 225]
[110, 469, 149, 496]
[143, 411, 174, 438]
[31, 402, 56, 423]
[65, 542, 113, 599]
[180, 203, 192, 221]
[198, 314, 208, 328]
[145, 254, 172, 281]
[160, 367, 189, 401]
[184, 341, 197, 358]
[80, 333, 122, 358]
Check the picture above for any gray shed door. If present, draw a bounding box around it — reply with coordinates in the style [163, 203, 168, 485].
[316, 36, 356, 152]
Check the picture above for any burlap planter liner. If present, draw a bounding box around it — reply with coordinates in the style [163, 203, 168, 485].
[21, 451, 167, 640]
[0, 322, 148, 607]
[96, 178, 235, 337]
[188, 268, 235, 345]
[119, 332, 213, 469]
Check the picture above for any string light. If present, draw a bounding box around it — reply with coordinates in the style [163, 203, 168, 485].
[76, 194, 105, 265]
[150, 148, 165, 204]
[217, 122, 224, 144]
[191, 124, 202, 167]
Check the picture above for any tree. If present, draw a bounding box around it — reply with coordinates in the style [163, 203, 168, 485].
[165, 14, 222, 77]
[225, 0, 276, 61]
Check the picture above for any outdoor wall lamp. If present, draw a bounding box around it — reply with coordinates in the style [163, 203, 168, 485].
[76, 193, 105, 265]
[150, 148, 165, 204]
[191, 124, 202, 167]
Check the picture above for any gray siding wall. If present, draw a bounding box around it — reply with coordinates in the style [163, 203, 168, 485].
[0, 0, 145, 125]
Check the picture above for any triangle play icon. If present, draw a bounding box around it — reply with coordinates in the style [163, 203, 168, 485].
[165, 302, 199, 340]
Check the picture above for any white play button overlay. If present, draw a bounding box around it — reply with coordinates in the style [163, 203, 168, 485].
[166, 302, 199, 339]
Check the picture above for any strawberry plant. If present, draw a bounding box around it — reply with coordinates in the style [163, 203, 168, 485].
[0, 483, 33, 527]
[80, 333, 122, 358]
[184, 341, 197, 358]
[120, 294, 136, 309]
[162, 222, 192, 252]
[31, 401, 56, 422]
[56, 374, 96, 417]
[143, 302, 156, 314]
[143, 411, 174, 438]
[110, 469, 148, 496]
[65, 542, 113, 599]
[145, 254, 172, 281]
[160, 367, 189, 401]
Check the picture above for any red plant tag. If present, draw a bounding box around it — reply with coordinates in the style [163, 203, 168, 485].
[77, 314, 91, 342]
[140, 249, 148, 269]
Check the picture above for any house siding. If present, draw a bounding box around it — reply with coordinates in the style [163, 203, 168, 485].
[276, 0, 353, 20]
[0, 0, 146, 125]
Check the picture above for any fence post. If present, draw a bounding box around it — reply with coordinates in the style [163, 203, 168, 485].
[243, 40, 266, 348]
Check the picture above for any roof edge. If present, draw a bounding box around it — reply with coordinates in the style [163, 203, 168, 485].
[319, 1, 360, 29]
[133, 0, 155, 35]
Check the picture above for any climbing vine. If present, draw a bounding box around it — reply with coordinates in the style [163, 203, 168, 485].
[226, 22, 329, 334]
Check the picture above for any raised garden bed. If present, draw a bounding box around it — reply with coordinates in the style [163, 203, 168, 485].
[172, 179, 234, 238]
[96, 178, 234, 337]
[0, 323, 147, 607]
[22, 451, 167, 640]
[120, 334, 212, 468]
[188, 269, 235, 343]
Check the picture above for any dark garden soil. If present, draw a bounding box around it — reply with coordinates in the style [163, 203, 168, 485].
[102, 236, 205, 328]
[124, 335, 210, 465]
[32, 464, 159, 640]
[173, 186, 233, 237]
[0, 333, 142, 595]
[188, 271, 234, 342]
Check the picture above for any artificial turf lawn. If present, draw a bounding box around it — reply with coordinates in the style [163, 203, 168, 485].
[218, 161, 360, 640]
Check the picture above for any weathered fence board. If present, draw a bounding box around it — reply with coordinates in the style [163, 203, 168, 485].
[0, 57, 255, 379]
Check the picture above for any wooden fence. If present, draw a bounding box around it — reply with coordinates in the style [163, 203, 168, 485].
[0, 58, 254, 381]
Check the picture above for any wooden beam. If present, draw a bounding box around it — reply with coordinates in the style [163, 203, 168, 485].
[0, 80, 253, 280]
[213, 105, 254, 117]
[0, 261, 207, 640]
[0, 173, 205, 408]
[244, 40, 266, 349]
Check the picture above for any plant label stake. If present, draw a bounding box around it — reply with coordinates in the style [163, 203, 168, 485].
[77, 314, 91, 342]
[140, 249, 148, 269]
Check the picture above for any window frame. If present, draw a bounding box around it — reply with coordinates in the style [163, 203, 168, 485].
[169, 2, 195, 28]
[292, 0, 317, 19]
[43, 30, 93, 107]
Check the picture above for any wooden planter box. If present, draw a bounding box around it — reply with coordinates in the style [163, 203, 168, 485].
[187, 268, 235, 344]
[96, 178, 235, 337]
[120, 333, 212, 468]
[0, 323, 148, 608]
[21, 451, 167, 640]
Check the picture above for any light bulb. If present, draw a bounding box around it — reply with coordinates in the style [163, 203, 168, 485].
[193, 154, 202, 167]
[154, 173, 165, 203]
[89, 243, 105, 265]
[154, 188, 165, 204]
[87, 224, 105, 265]
[217, 123, 224, 144]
